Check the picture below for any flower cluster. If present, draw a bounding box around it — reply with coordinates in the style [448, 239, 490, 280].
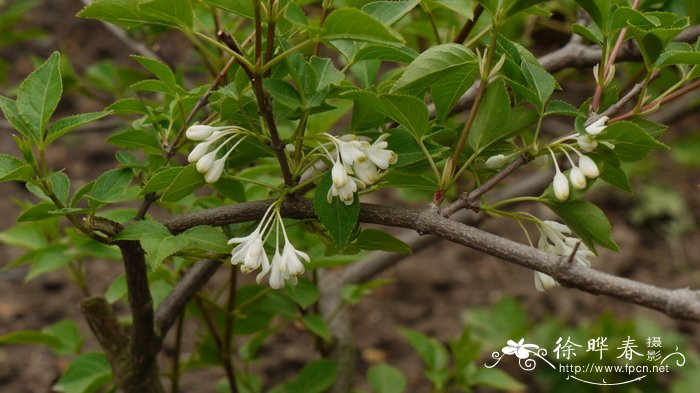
[228, 202, 310, 289]
[186, 124, 248, 184]
[534, 220, 593, 292]
[322, 133, 397, 205]
[548, 144, 600, 201]
[576, 116, 609, 152]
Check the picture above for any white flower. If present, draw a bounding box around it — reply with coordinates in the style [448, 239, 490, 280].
[585, 116, 609, 135]
[188, 141, 211, 163]
[204, 158, 226, 183]
[553, 171, 569, 201]
[229, 228, 268, 273]
[578, 155, 599, 178]
[353, 160, 380, 185]
[534, 271, 558, 292]
[280, 241, 310, 277]
[364, 134, 397, 170]
[485, 154, 509, 169]
[331, 160, 348, 187]
[569, 166, 587, 190]
[576, 134, 598, 152]
[328, 177, 360, 205]
[196, 151, 216, 173]
[186, 124, 217, 141]
[285, 143, 295, 154]
[334, 136, 368, 165]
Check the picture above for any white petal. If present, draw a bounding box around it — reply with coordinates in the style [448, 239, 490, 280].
[553, 172, 570, 201]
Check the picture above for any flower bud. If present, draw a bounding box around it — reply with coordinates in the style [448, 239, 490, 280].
[569, 167, 587, 190]
[331, 161, 348, 187]
[534, 271, 557, 292]
[578, 155, 599, 178]
[485, 154, 508, 169]
[186, 125, 216, 141]
[576, 135, 598, 152]
[204, 158, 226, 183]
[188, 142, 211, 163]
[533, 155, 549, 167]
[553, 171, 570, 201]
[196, 151, 216, 174]
[585, 116, 609, 135]
[285, 143, 295, 154]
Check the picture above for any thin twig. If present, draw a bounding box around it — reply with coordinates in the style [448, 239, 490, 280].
[453, 4, 484, 44]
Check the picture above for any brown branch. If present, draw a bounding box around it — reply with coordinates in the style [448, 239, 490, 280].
[441, 153, 533, 217]
[610, 79, 700, 123]
[161, 198, 700, 322]
[453, 4, 484, 44]
[154, 259, 222, 336]
[80, 296, 130, 385]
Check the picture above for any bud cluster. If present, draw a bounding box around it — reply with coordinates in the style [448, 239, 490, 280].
[185, 124, 249, 184]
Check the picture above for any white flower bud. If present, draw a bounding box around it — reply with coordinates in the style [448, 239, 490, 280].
[331, 161, 348, 187]
[585, 116, 609, 135]
[578, 155, 599, 178]
[577, 134, 598, 152]
[553, 171, 570, 201]
[188, 142, 211, 163]
[485, 154, 509, 169]
[186, 125, 216, 141]
[534, 271, 557, 292]
[285, 143, 295, 154]
[569, 167, 587, 189]
[196, 151, 216, 174]
[204, 158, 226, 183]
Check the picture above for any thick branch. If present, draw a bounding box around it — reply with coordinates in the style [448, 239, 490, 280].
[162, 199, 700, 322]
[154, 259, 222, 337]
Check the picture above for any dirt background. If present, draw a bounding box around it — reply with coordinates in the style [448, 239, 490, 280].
[1, 1, 699, 392]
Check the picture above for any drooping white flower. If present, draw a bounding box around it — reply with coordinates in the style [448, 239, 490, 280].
[229, 228, 268, 273]
[328, 177, 360, 205]
[186, 124, 217, 141]
[585, 116, 609, 135]
[329, 134, 367, 165]
[485, 154, 509, 169]
[353, 160, 380, 185]
[549, 148, 569, 201]
[188, 141, 212, 163]
[196, 151, 217, 174]
[331, 160, 348, 187]
[280, 241, 310, 277]
[204, 158, 226, 183]
[569, 167, 587, 189]
[578, 155, 599, 178]
[576, 134, 598, 152]
[534, 271, 558, 292]
[532, 220, 594, 292]
[364, 134, 397, 170]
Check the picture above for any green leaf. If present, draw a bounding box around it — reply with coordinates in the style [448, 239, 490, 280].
[285, 278, 320, 309]
[574, 0, 607, 28]
[392, 43, 477, 95]
[468, 78, 511, 150]
[0, 319, 82, 356]
[285, 360, 338, 393]
[341, 279, 393, 304]
[597, 121, 667, 162]
[87, 168, 132, 206]
[213, 177, 246, 202]
[323, 8, 404, 46]
[356, 229, 411, 254]
[140, 167, 183, 195]
[115, 219, 170, 240]
[354, 44, 418, 64]
[343, 90, 387, 131]
[506, 0, 549, 17]
[160, 164, 205, 203]
[264, 79, 303, 109]
[0, 154, 32, 182]
[301, 315, 332, 343]
[543, 199, 619, 252]
[16, 51, 62, 142]
[179, 226, 229, 254]
[105, 274, 127, 303]
[131, 55, 177, 87]
[0, 96, 33, 139]
[53, 353, 113, 393]
[202, 0, 254, 19]
[655, 51, 700, 68]
[78, 0, 194, 29]
[107, 129, 162, 153]
[521, 60, 556, 110]
[378, 94, 429, 138]
[472, 368, 525, 391]
[314, 172, 360, 251]
[368, 363, 407, 393]
[361, 0, 420, 25]
[400, 328, 450, 371]
[46, 111, 111, 145]
[600, 164, 632, 193]
[106, 98, 148, 114]
[572, 23, 604, 45]
[432, 65, 478, 123]
[0, 222, 49, 250]
[545, 100, 583, 117]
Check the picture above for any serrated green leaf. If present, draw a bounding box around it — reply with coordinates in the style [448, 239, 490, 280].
[521, 60, 556, 110]
[202, 0, 254, 19]
[285, 359, 338, 393]
[160, 164, 204, 203]
[46, 111, 111, 145]
[0, 154, 32, 182]
[0, 95, 34, 139]
[392, 43, 476, 95]
[432, 65, 478, 123]
[140, 167, 183, 195]
[544, 199, 619, 252]
[285, 278, 319, 309]
[301, 314, 332, 343]
[356, 229, 411, 254]
[362, 0, 420, 25]
[179, 226, 229, 254]
[53, 352, 112, 393]
[78, 0, 194, 29]
[87, 168, 132, 206]
[598, 121, 667, 162]
[323, 8, 404, 46]
[469, 78, 511, 150]
[16, 51, 61, 141]
[378, 94, 429, 138]
[107, 129, 162, 153]
[131, 55, 177, 87]
[400, 328, 450, 371]
[354, 44, 418, 63]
